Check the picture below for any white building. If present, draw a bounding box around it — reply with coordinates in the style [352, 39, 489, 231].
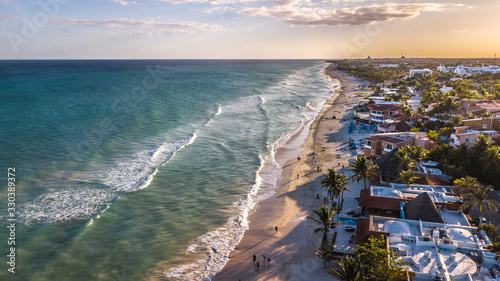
[379, 64, 400, 68]
[438, 64, 500, 76]
[440, 86, 454, 93]
[409, 69, 433, 78]
[361, 215, 498, 280]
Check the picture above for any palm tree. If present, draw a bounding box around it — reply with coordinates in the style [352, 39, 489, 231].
[396, 169, 416, 188]
[460, 184, 500, 227]
[348, 155, 379, 189]
[308, 205, 335, 250]
[315, 243, 335, 269]
[450, 115, 464, 127]
[393, 147, 418, 173]
[452, 176, 480, 196]
[472, 134, 491, 160]
[329, 255, 363, 281]
[321, 169, 349, 210]
[487, 242, 500, 261]
[480, 146, 500, 172]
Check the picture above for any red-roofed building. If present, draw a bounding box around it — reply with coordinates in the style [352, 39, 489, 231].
[367, 103, 403, 124]
[364, 135, 408, 159]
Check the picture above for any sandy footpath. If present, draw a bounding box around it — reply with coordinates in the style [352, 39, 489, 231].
[213, 64, 371, 281]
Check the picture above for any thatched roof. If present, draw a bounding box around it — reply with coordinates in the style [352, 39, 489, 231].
[403, 192, 444, 223]
[395, 121, 412, 132]
[374, 147, 399, 182]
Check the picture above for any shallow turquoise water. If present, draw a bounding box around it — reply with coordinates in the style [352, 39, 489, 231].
[0, 60, 336, 280]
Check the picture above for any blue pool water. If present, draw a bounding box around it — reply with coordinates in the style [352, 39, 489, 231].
[339, 217, 358, 226]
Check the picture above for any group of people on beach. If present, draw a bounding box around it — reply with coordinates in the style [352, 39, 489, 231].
[252, 253, 271, 270]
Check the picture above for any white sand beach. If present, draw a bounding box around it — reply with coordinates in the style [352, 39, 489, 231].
[214, 65, 375, 281]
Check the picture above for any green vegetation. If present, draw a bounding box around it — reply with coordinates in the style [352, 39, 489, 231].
[396, 169, 417, 188]
[330, 236, 408, 281]
[337, 62, 406, 83]
[348, 155, 379, 190]
[308, 205, 336, 250]
[321, 169, 349, 211]
[452, 177, 500, 227]
[427, 135, 500, 189]
[487, 242, 500, 261]
[479, 223, 499, 242]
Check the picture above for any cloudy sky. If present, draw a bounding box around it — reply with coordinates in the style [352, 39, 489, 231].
[0, 0, 498, 59]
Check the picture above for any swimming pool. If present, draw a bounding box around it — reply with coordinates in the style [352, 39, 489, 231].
[338, 217, 358, 226]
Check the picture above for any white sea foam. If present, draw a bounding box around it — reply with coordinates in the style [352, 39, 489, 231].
[161, 64, 337, 281]
[103, 134, 197, 193]
[259, 95, 266, 104]
[215, 106, 222, 116]
[15, 188, 116, 224]
[220, 96, 263, 114]
[163, 152, 280, 281]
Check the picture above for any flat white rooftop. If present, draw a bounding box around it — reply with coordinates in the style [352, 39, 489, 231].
[370, 185, 460, 204]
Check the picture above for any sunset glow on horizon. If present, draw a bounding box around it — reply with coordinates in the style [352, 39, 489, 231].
[1, 0, 499, 59]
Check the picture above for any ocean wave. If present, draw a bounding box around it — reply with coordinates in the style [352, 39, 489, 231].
[220, 96, 264, 114]
[103, 134, 197, 193]
[162, 152, 281, 281]
[15, 188, 116, 225]
[258, 95, 266, 105]
[160, 63, 338, 281]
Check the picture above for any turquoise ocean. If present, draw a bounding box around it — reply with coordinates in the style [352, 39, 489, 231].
[0, 60, 338, 280]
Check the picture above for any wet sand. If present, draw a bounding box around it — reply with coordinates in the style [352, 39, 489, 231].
[214, 64, 369, 281]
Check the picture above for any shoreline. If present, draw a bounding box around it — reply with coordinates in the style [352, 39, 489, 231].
[213, 64, 369, 280]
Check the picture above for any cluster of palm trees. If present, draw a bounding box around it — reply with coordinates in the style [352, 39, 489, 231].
[452, 175, 500, 227]
[318, 155, 379, 213]
[307, 155, 379, 268]
[452, 175, 500, 261]
[391, 145, 428, 187]
[428, 134, 500, 188]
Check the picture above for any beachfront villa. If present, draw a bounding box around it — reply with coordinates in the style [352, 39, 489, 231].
[356, 215, 497, 280]
[363, 132, 435, 160]
[354, 185, 498, 280]
[365, 103, 403, 124]
[358, 184, 461, 219]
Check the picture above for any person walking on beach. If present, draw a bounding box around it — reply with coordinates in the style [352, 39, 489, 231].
[275, 226, 278, 233]
[256, 261, 260, 270]
[253, 254, 256, 263]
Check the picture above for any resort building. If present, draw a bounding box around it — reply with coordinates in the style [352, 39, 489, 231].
[366, 103, 403, 124]
[409, 68, 433, 78]
[359, 185, 462, 219]
[449, 126, 499, 147]
[355, 215, 497, 280]
[378, 64, 400, 68]
[363, 132, 435, 160]
[438, 64, 500, 76]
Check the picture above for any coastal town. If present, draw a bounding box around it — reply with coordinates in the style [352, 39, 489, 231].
[215, 58, 500, 281]
[320, 59, 500, 281]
